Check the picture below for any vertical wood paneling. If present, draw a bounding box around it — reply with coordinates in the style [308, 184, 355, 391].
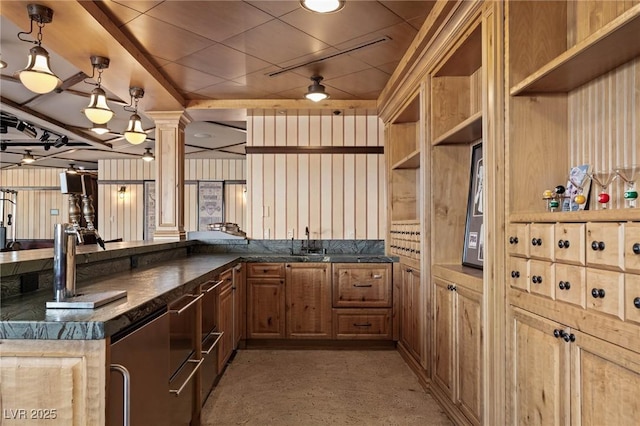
[287, 153, 298, 238]
[320, 154, 332, 239]
[569, 58, 639, 210]
[263, 154, 275, 238]
[309, 153, 321, 238]
[298, 153, 310, 239]
[274, 155, 287, 238]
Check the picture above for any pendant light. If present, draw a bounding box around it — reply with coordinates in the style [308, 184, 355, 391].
[90, 123, 111, 135]
[304, 75, 330, 102]
[66, 164, 78, 174]
[83, 56, 114, 125]
[142, 148, 155, 162]
[123, 87, 147, 145]
[300, 0, 345, 13]
[21, 150, 36, 164]
[16, 4, 61, 94]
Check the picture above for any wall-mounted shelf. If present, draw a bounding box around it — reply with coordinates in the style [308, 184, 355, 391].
[391, 149, 421, 169]
[432, 264, 483, 291]
[432, 111, 482, 146]
[511, 4, 640, 95]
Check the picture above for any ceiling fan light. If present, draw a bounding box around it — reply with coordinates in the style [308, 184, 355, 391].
[18, 46, 61, 94]
[300, 0, 345, 13]
[84, 87, 114, 124]
[304, 76, 330, 102]
[124, 113, 147, 145]
[142, 147, 155, 162]
[21, 150, 35, 164]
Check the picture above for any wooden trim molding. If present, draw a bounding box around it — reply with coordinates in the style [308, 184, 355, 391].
[245, 146, 384, 155]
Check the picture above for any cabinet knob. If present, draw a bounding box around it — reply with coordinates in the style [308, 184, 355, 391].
[559, 281, 565, 290]
[563, 333, 576, 343]
[509, 236, 519, 244]
[511, 270, 520, 278]
[633, 243, 640, 255]
[591, 288, 606, 298]
[531, 238, 542, 246]
[553, 329, 562, 338]
[558, 240, 570, 249]
[591, 241, 606, 251]
[634, 297, 640, 309]
[531, 275, 542, 284]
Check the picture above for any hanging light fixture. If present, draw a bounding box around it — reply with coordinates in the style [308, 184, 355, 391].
[83, 56, 114, 125]
[118, 186, 127, 200]
[300, 0, 345, 13]
[0, 57, 7, 69]
[21, 150, 35, 164]
[15, 4, 61, 94]
[304, 75, 330, 102]
[142, 147, 155, 162]
[66, 163, 78, 174]
[90, 123, 111, 135]
[123, 87, 147, 145]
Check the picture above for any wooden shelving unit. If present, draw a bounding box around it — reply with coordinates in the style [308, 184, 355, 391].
[391, 149, 421, 170]
[432, 111, 482, 146]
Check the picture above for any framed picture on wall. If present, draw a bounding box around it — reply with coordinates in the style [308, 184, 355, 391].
[198, 181, 224, 231]
[463, 142, 483, 269]
[143, 180, 155, 241]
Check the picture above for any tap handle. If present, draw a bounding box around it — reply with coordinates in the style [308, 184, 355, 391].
[6, 213, 12, 226]
[93, 229, 106, 250]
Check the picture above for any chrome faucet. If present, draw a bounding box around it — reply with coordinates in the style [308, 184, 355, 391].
[53, 223, 83, 302]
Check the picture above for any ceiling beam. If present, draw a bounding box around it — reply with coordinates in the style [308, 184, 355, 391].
[186, 99, 378, 111]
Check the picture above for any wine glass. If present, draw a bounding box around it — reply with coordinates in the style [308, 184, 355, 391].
[615, 165, 640, 208]
[588, 170, 617, 209]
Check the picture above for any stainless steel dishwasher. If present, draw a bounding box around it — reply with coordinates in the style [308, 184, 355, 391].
[108, 309, 170, 426]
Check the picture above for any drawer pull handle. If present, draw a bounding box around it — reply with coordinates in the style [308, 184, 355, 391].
[591, 241, 606, 251]
[169, 359, 204, 396]
[202, 280, 223, 293]
[634, 297, 640, 309]
[531, 238, 542, 246]
[511, 270, 520, 278]
[110, 364, 131, 426]
[633, 243, 640, 255]
[169, 294, 203, 315]
[591, 288, 606, 298]
[558, 240, 570, 249]
[558, 281, 571, 290]
[371, 274, 383, 279]
[201, 332, 223, 355]
[354, 283, 373, 288]
[353, 322, 372, 327]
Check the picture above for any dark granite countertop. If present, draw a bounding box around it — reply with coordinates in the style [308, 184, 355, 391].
[0, 240, 396, 340]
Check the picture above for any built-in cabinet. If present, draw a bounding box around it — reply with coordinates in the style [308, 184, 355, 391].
[505, 1, 640, 425]
[246, 263, 286, 339]
[285, 263, 332, 339]
[399, 264, 422, 360]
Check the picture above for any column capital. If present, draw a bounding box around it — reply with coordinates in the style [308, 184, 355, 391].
[145, 110, 192, 126]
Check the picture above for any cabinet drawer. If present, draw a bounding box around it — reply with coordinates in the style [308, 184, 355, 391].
[554, 223, 585, 266]
[624, 223, 640, 273]
[624, 274, 640, 325]
[554, 264, 586, 309]
[586, 223, 624, 271]
[246, 263, 284, 278]
[586, 269, 624, 320]
[529, 260, 554, 300]
[507, 223, 529, 257]
[332, 309, 391, 340]
[332, 264, 391, 308]
[508, 256, 529, 292]
[529, 223, 555, 261]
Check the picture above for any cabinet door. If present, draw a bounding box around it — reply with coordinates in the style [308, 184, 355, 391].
[246, 278, 286, 338]
[232, 263, 245, 348]
[400, 266, 422, 360]
[433, 278, 455, 399]
[571, 329, 640, 426]
[217, 278, 234, 372]
[285, 263, 332, 339]
[509, 308, 570, 426]
[455, 286, 482, 425]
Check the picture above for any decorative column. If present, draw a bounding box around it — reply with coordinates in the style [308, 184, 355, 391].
[146, 111, 190, 241]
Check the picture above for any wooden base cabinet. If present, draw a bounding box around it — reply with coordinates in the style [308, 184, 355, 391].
[433, 278, 483, 425]
[399, 265, 422, 361]
[285, 263, 332, 339]
[509, 307, 640, 426]
[247, 263, 286, 339]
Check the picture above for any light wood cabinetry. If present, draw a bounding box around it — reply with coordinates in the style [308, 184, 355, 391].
[506, 1, 640, 424]
[285, 263, 332, 339]
[331, 263, 393, 340]
[399, 264, 422, 361]
[433, 277, 483, 426]
[246, 263, 286, 339]
[217, 268, 234, 371]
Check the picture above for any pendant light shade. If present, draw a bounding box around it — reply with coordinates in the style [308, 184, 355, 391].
[16, 4, 60, 94]
[18, 45, 60, 94]
[90, 123, 111, 135]
[124, 114, 147, 145]
[142, 148, 155, 162]
[304, 75, 329, 102]
[21, 150, 36, 164]
[84, 87, 114, 124]
[300, 0, 345, 13]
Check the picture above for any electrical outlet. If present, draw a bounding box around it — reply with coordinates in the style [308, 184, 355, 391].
[287, 229, 295, 239]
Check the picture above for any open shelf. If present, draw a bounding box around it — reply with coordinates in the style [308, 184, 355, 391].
[510, 208, 640, 223]
[391, 149, 420, 169]
[432, 111, 482, 145]
[511, 4, 640, 95]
